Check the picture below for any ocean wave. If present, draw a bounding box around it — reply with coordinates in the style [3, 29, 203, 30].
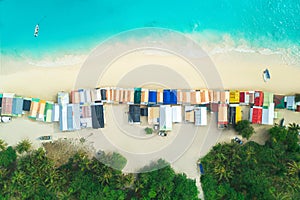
[186, 31, 300, 66]
[26, 54, 87, 67]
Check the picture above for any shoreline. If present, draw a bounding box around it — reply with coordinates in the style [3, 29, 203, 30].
[1, 46, 300, 99]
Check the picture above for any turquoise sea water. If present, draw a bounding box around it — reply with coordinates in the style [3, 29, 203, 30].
[1, 0, 299, 59]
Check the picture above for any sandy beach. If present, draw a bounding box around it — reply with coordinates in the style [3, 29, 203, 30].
[1, 37, 299, 96]
[1, 37, 300, 199]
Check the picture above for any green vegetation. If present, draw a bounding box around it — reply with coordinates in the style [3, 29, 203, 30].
[136, 159, 199, 199]
[15, 139, 32, 154]
[0, 146, 16, 168]
[295, 94, 300, 102]
[145, 127, 153, 134]
[98, 151, 127, 171]
[234, 120, 255, 139]
[200, 123, 300, 200]
[0, 139, 198, 199]
[0, 139, 8, 151]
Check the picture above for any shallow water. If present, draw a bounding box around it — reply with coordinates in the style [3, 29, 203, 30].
[1, 0, 299, 60]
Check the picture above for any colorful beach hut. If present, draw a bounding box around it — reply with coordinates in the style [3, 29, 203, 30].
[190, 90, 197, 105]
[239, 91, 250, 105]
[170, 89, 177, 104]
[220, 91, 230, 104]
[52, 103, 60, 122]
[45, 102, 54, 122]
[200, 90, 209, 104]
[91, 103, 105, 129]
[184, 105, 194, 123]
[80, 105, 92, 128]
[0, 94, 2, 109]
[119, 88, 124, 104]
[213, 91, 221, 103]
[111, 87, 119, 104]
[79, 89, 86, 104]
[229, 90, 240, 104]
[182, 90, 191, 105]
[72, 104, 81, 130]
[128, 88, 135, 105]
[274, 94, 285, 109]
[134, 88, 141, 105]
[157, 89, 164, 104]
[159, 105, 172, 131]
[71, 90, 80, 104]
[100, 88, 107, 102]
[172, 106, 182, 123]
[229, 105, 242, 125]
[22, 98, 32, 112]
[128, 105, 141, 124]
[263, 92, 274, 108]
[36, 100, 46, 121]
[148, 106, 159, 125]
[84, 89, 92, 104]
[163, 89, 171, 104]
[1, 93, 14, 116]
[91, 88, 99, 102]
[286, 96, 296, 110]
[12, 96, 23, 116]
[296, 103, 300, 112]
[106, 87, 113, 103]
[195, 107, 207, 126]
[122, 89, 131, 104]
[218, 103, 228, 128]
[58, 92, 69, 105]
[208, 90, 214, 103]
[59, 104, 68, 131]
[254, 91, 264, 107]
[29, 98, 40, 119]
[148, 90, 157, 105]
[248, 91, 255, 104]
[61, 104, 80, 131]
[176, 90, 183, 104]
[262, 103, 274, 125]
[141, 88, 149, 105]
[250, 106, 263, 124]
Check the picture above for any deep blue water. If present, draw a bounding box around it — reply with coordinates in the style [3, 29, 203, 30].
[1, 0, 299, 58]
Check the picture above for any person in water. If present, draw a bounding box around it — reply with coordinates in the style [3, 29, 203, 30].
[34, 24, 39, 37]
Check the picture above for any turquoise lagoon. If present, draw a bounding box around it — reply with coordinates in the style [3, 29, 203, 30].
[1, 0, 299, 60]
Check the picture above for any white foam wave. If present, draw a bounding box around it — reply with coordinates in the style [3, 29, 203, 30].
[185, 32, 300, 66]
[27, 54, 87, 67]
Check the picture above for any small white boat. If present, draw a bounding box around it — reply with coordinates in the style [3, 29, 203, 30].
[0, 116, 11, 123]
[263, 68, 271, 82]
[34, 24, 39, 37]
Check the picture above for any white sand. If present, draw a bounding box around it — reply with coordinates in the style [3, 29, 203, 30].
[1, 38, 300, 199]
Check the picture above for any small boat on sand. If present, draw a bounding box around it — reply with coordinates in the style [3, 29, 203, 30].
[263, 68, 271, 82]
[34, 24, 39, 37]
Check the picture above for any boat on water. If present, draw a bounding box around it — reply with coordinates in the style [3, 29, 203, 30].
[34, 24, 39, 37]
[263, 68, 271, 82]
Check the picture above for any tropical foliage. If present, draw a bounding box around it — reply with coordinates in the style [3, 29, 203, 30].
[235, 120, 255, 139]
[295, 94, 300, 102]
[0, 139, 7, 151]
[0, 139, 198, 199]
[15, 139, 32, 154]
[145, 127, 153, 134]
[200, 123, 300, 200]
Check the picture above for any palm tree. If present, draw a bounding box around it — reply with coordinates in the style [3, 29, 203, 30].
[245, 146, 255, 161]
[0, 139, 7, 151]
[134, 179, 144, 192]
[15, 139, 32, 154]
[115, 173, 134, 189]
[213, 163, 233, 181]
[288, 123, 300, 132]
[287, 160, 300, 178]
